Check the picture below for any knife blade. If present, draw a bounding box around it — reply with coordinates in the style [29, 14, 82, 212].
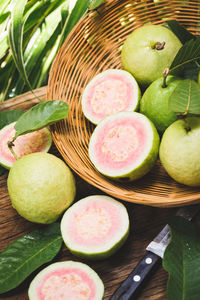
[109, 204, 200, 300]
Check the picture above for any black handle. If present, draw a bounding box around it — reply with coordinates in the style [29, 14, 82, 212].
[110, 251, 160, 300]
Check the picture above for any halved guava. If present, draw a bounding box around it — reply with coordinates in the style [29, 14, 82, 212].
[28, 261, 104, 300]
[0, 122, 52, 169]
[88, 111, 160, 181]
[60, 195, 130, 259]
[81, 69, 141, 124]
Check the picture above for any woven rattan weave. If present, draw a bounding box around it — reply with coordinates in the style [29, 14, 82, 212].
[47, 0, 200, 207]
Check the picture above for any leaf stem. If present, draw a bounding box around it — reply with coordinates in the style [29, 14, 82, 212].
[7, 140, 19, 160]
[162, 68, 169, 88]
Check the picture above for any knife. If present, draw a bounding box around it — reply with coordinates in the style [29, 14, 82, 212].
[110, 204, 200, 300]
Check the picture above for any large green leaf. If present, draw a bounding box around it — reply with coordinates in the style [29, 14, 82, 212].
[163, 216, 200, 300]
[169, 38, 200, 73]
[14, 100, 69, 139]
[0, 109, 24, 130]
[168, 79, 200, 115]
[166, 20, 195, 44]
[0, 222, 62, 294]
[89, 0, 106, 10]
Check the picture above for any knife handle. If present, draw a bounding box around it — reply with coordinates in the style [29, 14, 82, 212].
[110, 251, 160, 300]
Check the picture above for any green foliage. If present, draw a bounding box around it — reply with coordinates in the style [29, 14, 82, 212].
[0, 222, 62, 294]
[168, 79, 200, 115]
[14, 100, 69, 139]
[163, 217, 200, 300]
[0, 0, 103, 102]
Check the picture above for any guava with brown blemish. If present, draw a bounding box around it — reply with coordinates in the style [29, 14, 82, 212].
[60, 195, 130, 259]
[88, 111, 160, 181]
[0, 122, 52, 169]
[81, 69, 141, 124]
[28, 261, 104, 300]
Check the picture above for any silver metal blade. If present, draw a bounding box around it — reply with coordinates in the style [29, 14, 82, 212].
[146, 204, 200, 258]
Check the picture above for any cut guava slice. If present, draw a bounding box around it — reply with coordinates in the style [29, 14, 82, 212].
[88, 111, 160, 181]
[81, 69, 141, 124]
[28, 261, 104, 300]
[60, 195, 130, 259]
[0, 122, 52, 169]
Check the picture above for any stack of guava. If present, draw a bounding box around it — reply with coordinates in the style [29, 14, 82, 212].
[82, 24, 200, 187]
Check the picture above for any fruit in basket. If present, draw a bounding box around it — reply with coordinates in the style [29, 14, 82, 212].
[159, 117, 200, 186]
[88, 111, 160, 181]
[0, 122, 52, 169]
[7, 152, 76, 224]
[140, 75, 182, 133]
[81, 69, 141, 124]
[121, 24, 182, 86]
[60, 195, 130, 259]
[28, 261, 104, 300]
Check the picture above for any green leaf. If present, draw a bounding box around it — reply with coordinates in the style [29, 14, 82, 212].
[163, 216, 200, 300]
[89, 0, 106, 10]
[8, 0, 33, 92]
[14, 100, 69, 139]
[166, 20, 195, 44]
[169, 38, 200, 73]
[168, 79, 200, 115]
[0, 222, 62, 294]
[0, 110, 24, 130]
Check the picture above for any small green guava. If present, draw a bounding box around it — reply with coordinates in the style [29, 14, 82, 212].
[121, 24, 182, 87]
[140, 75, 182, 134]
[159, 117, 200, 186]
[7, 152, 76, 224]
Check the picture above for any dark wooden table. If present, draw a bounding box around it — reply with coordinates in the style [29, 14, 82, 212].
[0, 88, 198, 300]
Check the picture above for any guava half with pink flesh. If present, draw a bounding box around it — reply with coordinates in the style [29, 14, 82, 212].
[0, 122, 52, 169]
[60, 195, 130, 259]
[81, 69, 141, 124]
[88, 111, 160, 181]
[28, 261, 104, 300]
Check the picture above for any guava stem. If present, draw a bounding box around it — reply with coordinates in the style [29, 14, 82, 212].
[177, 114, 191, 132]
[7, 140, 19, 160]
[162, 68, 169, 88]
[155, 41, 165, 50]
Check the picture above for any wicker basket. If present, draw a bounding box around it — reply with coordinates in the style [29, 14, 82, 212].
[47, 0, 200, 207]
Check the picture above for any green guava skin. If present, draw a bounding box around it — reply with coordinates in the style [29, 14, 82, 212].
[7, 152, 76, 224]
[121, 25, 182, 87]
[140, 75, 182, 134]
[159, 117, 200, 186]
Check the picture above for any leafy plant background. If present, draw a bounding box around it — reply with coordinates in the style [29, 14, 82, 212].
[0, 0, 105, 102]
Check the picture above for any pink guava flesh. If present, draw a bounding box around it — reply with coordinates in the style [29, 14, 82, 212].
[65, 197, 122, 247]
[93, 116, 147, 171]
[0, 122, 51, 167]
[37, 268, 96, 300]
[82, 69, 140, 124]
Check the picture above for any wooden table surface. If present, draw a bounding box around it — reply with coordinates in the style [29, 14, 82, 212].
[0, 88, 199, 300]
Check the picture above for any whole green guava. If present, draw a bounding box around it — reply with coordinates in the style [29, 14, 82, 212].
[121, 24, 182, 87]
[159, 117, 200, 186]
[140, 75, 182, 134]
[7, 152, 76, 224]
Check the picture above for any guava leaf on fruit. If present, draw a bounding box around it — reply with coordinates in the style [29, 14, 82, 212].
[0, 222, 62, 294]
[168, 79, 200, 115]
[165, 20, 195, 44]
[163, 216, 200, 300]
[14, 100, 69, 139]
[0, 110, 24, 130]
[169, 38, 200, 73]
